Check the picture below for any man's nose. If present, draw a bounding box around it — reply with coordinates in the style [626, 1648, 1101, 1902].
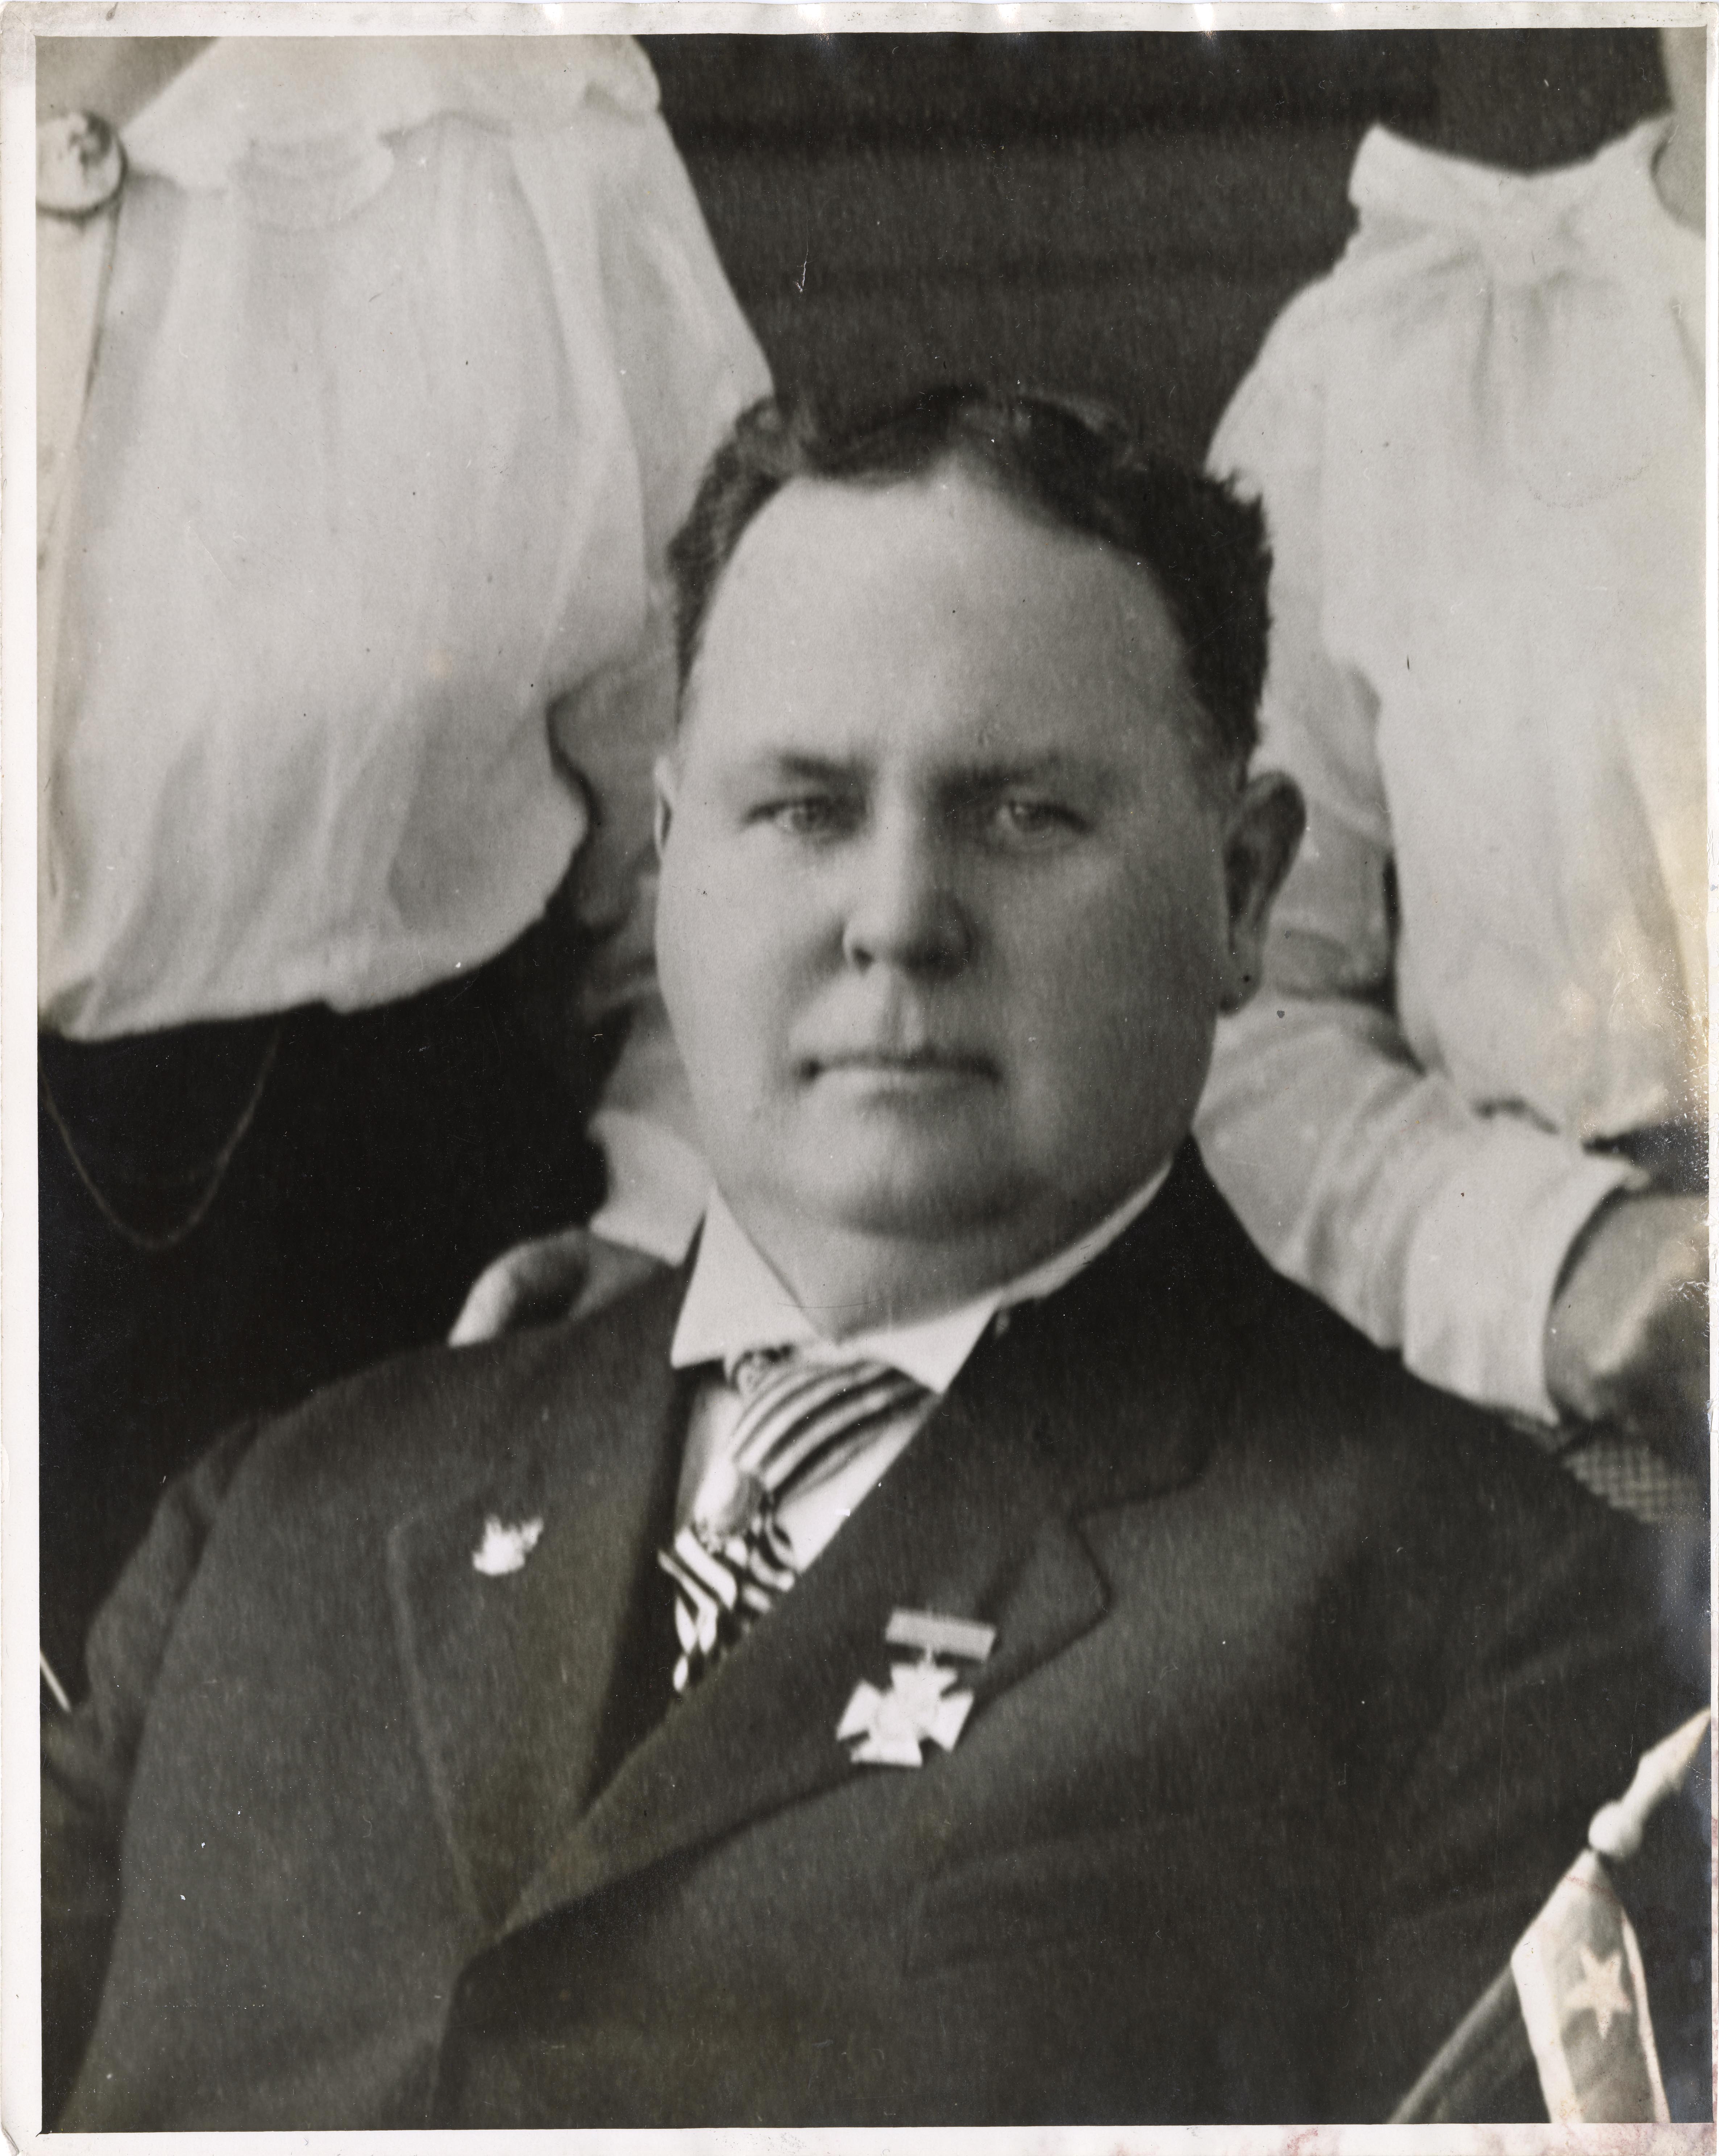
[839, 819, 972, 977]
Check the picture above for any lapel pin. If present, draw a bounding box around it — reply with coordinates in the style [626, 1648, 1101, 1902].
[472, 1515, 544, 1576]
[838, 1608, 997, 1769]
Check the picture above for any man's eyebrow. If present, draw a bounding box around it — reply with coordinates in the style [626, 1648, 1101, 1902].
[938, 752, 1104, 793]
[732, 752, 866, 786]
[726, 749, 1110, 793]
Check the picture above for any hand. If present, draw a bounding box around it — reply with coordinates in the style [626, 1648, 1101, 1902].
[1544, 1192, 1709, 1470]
[449, 1227, 665, 1346]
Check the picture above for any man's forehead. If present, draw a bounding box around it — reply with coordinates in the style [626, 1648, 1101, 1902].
[712, 463, 1154, 604]
[686, 467, 1191, 714]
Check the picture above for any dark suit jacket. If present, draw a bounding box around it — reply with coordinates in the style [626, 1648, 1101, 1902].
[45, 1146, 1669, 2129]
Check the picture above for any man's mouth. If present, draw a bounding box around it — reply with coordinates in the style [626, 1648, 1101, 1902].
[800, 1046, 996, 1082]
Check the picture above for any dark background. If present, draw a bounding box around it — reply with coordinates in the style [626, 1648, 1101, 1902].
[642, 29, 1668, 461]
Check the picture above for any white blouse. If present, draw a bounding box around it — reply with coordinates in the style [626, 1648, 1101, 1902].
[39, 36, 769, 1067]
[1197, 119, 1705, 1425]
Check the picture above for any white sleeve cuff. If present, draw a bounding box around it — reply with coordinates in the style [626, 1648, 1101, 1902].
[587, 1107, 709, 1264]
[1400, 1128, 1647, 1425]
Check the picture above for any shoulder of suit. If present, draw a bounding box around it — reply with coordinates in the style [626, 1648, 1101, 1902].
[228, 1267, 684, 1518]
[1234, 1258, 1602, 1529]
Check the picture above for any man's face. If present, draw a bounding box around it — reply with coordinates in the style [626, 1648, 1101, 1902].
[655, 463, 1297, 1277]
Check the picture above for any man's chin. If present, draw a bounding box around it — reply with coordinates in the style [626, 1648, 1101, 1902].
[783, 1149, 1023, 1245]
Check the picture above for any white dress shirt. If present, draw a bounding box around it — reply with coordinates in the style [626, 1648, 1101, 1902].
[669, 1167, 1170, 1571]
[37, 38, 769, 1257]
[1197, 119, 1704, 1425]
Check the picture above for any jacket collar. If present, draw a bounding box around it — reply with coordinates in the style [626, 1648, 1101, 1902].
[389, 1141, 1267, 1937]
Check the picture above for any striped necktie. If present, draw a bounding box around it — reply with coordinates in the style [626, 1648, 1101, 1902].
[659, 1351, 928, 1695]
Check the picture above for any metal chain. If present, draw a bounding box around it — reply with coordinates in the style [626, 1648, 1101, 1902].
[38, 1024, 284, 1255]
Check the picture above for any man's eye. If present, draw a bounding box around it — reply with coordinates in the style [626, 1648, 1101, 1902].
[986, 798, 1081, 843]
[757, 796, 851, 837]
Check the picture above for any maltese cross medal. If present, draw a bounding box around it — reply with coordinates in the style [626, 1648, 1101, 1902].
[837, 1608, 996, 1768]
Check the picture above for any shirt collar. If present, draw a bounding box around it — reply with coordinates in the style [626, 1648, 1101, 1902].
[669, 1164, 1171, 1396]
[124, 35, 659, 194]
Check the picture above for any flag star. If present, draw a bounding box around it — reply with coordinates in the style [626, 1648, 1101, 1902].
[1564, 1944, 1632, 2042]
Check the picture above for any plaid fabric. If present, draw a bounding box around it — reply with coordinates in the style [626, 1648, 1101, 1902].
[1506, 1414, 1707, 1527]
[1556, 1439, 1706, 1527]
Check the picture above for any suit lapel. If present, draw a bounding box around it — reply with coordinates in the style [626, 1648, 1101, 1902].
[502, 1144, 1242, 1934]
[504, 1352, 1104, 1934]
[387, 1273, 687, 1926]
[398, 1144, 1262, 1939]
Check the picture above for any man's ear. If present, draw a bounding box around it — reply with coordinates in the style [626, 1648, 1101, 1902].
[653, 749, 680, 859]
[1216, 771, 1304, 1014]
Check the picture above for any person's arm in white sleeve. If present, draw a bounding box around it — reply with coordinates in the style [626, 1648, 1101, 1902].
[1194, 306, 1640, 1427]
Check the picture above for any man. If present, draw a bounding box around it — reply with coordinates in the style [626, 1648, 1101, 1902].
[44, 389, 1672, 2130]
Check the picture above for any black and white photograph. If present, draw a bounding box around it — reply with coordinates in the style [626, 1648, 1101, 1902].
[7, 6, 1712, 2139]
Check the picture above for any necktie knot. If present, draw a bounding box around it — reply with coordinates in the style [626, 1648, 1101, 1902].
[731, 1345, 791, 1399]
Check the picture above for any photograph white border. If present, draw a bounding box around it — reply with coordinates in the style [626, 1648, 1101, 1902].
[4, 3, 1713, 2149]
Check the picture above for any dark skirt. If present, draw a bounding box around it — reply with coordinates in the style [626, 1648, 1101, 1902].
[40, 917, 611, 1691]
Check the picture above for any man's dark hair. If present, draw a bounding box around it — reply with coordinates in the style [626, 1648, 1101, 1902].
[667, 384, 1271, 773]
